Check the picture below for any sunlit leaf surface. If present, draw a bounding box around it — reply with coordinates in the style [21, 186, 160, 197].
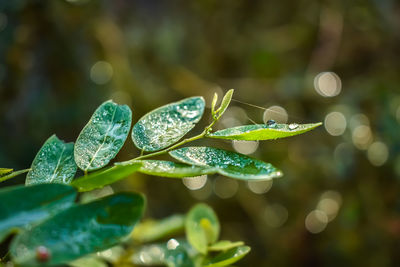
[74, 100, 132, 171]
[208, 123, 322, 141]
[170, 147, 282, 180]
[11, 192, 145, 267]
[185, 203, 220, 254]
[0, 184, 76, 242]
[0, 168, 13, 176]
[208, 240, 244, 252]
[131, 160, 216, 178]
[26, 135, 77, 185]
[132, 97, 205, 152]
[71, 163, 141, 192]
[203, 246, 251, 267]
[132, 214, 185, 243]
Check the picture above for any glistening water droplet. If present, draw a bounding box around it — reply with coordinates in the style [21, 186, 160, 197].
[36, 246, 51, 262]
[266, 119, 276, 127]
[288, 123, 299, 130]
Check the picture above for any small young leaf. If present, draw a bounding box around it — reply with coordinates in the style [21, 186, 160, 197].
[74, 100, 132, 172]
[208, 122, 322, 141]
[211, 93, 218, 117]
[132, 96, 205, 152]
[10, 192, 145, 267]
[208, 240, 244, 252]
[0, 168, 30, 183]
[71, 163, 141, 192]
[128, 160, 216, 178]
[170, 147, 282, 180]
[203, 246, 250, 267]
[185, 203, 220, 255]
[0, 168, 13, 176]
[0, 184, 76, 242]
[132, 214, 185, 243]
[216, 89, 234, 118]
[26, 135, 77, 185]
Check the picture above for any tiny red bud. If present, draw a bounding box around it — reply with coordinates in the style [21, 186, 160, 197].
[36, 246, 51, 262]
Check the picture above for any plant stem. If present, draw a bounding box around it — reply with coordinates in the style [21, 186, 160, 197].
[0, 168, 31, 183]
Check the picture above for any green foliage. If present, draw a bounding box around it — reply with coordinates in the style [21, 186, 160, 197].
[0, 184, 76, 242]
[26, 135, 77, 185]
[132, 96, 205, 152]
[71, 163, 142, 192]
[0, 89, 321, 266]
[185, 204, 220, 255]
[170, 147, 282, 180]
[10, 192, 145, 266]
[74, 100, 132, 172]
[208, 122, 322, 141]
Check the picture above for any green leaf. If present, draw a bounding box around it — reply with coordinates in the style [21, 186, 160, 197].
[132, 214, 185, 243]
[131, 240, 196, 267]
[208, 122, 322, 141]
[71, 163, 141, 192]
[10, 192, 145, 267]
[185, 203, 220, 255]
[0, 168, 13, 176]
[0, 184, 76, 242]
[127, 160, 216, 178]
[69, 256, 107, 267]
[170, 147, 282, 180]
[203, 246, 250, 267]
[208, 240, 244, 252]
[0, 168, 30, 183]
[132, 96, 205, 152]
[216, 89, 234, 118]
[25, 135, 77, 185]
[211, 93, 218, 117]
[74, 100, 132, 172]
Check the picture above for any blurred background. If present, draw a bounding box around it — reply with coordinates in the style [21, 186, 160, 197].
[1, 0, 400, 266]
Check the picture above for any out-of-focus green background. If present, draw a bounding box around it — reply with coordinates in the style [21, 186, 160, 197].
[1, 0, 400, 266]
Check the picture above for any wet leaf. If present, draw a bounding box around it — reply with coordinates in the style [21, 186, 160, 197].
[132, 96, 205, 152]
[185, 203, 220, 254]
[26, 135, 77, 185]
[0, 184, 76, 242]
[131, 240, 196, 267]
[170, 147, 282, 180]
[71, 163, 141, 192]
[0, 168, 13, 176]
[10, 192, 145, 267]
[74, 100, 132, 172]
[216, 89, 234, 118]
[0, 168, 30, 183]
[203, 246, 250, 267]
[132, 214, 185, 243]
[131, 160, 216, 178]
[208, 122, 322, 141]
[208, 240, 244, 252]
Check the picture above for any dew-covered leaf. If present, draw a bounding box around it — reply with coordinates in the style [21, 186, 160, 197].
[0, 168, 30, 183]
[130, 160, 216, 178]
[208, 240, 244, 252]
[132, 97, 205, 152]
[25, 135, 77, 185]
[0, 168, 13, 176]
[71, 163, 141, 192]
[185, 203, 220, 255]
[132, 214, 185, 243]
[131, 240, 196, 267]
[170, 147, 282, 180]
[10, 192, 145, 267]
[208, 122, 322, 141]
[203, 246, 250, 267]
[74, 100, 132, 172]
[0, 184, 76, 242]
[216, 89, 234, 118]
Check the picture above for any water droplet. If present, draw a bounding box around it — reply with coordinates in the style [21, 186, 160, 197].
[266, 119, 276, 127]
[288, 123, 299, 130]
[36, 246, 51, 262]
